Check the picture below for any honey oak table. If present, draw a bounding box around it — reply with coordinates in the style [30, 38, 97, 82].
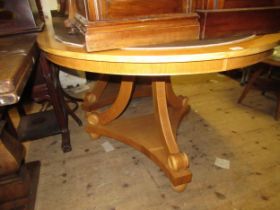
[37, 18, 280, 191]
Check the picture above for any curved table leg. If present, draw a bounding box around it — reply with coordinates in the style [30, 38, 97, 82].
[152, 78, 191, 191]
[166, 77, 189, 110]
[86, 76, 191, 191]
[83, 74, 110, 112]
[87, 76, 135, 139]
[83, 76, 152, 112]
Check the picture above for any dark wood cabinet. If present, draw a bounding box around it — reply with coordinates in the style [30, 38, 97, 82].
[192, 0, 280, 10]
[68, 0, 199, 52]
[75, 0, 187, 20]
[197, 7, 280, 39]
[0, 0, 44, 36]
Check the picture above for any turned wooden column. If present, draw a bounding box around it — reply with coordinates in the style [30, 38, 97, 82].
[0, 107, 40, 210]
[0, 119, 30, 210]
[85, 76, 192, 191]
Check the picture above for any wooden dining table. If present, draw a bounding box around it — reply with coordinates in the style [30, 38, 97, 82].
[37, 17, 280, 192]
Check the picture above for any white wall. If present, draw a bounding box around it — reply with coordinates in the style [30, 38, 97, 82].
[40, 0, 58, 19]
[39, 0, 87, 86]
[47, 0, 58, 10]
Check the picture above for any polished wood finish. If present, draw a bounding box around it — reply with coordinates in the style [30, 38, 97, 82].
[66, 0, 280, 51]
[37, 18, 280, 191]
[75, 0, 188, 20]
[0, 32, 79, 152]
[191, 1, 280, 40]
[191, 0, 224, 10]
[0, 121, 25, 177]
[83, 75, 152, 111]
[38, 19, 280, 74]
[85, 77, 191, 190]
[222, 0, 280, 8]
[98, 0, 185, 19]
[0, 0, 44, 36]
[191, 0, 280, 10]
[0, 111, 40, 210]
[68, 0, 200, 51]
[197, 7, 280, 39]
[39, 54, 75, 152]
[26, 54, 82, 152]
[0, 35, 38, 106]
[84, 14, 199, 52]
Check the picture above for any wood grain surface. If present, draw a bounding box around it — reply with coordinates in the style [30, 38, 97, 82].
[37, 18, 280, 75]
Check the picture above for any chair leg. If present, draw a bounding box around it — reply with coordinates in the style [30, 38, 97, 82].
[57, 69, 83, 126]
[40, 54, 72, 152]
[238, 66, 265, 104]
[275, 93, 280, 121]
[65, 102, 83, 126]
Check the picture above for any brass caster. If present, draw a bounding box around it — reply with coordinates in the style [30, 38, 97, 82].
[172, 183, 187, 192]
[168, 153, 189, 171]
[87, 113, 99, 126]
[90, 133, 101, 140]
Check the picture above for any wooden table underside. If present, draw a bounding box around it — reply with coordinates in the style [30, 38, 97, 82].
[43, 48, 276, 192]
[83, 75, 191, 191]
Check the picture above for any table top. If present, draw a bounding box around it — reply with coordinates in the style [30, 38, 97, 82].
[0, 34, 38, 106]
[37, 17, 280, 76]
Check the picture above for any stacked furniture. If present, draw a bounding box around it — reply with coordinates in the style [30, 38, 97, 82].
[66, 0, 280, 51]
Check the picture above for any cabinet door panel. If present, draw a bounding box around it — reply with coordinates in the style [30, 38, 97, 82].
[99, 0, 185, 19]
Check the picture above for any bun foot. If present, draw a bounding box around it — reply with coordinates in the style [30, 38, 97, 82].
[90, 133, 101, 140]
[168, 153, 189, 171]
[172, 183, 187, 192]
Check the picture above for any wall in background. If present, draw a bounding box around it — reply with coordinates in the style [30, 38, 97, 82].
[40, 0, 57, 19]
[47, 0, 58, 10]
[39, 0, 87, 87]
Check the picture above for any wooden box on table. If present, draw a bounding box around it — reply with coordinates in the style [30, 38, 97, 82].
[67, 0, 200, 51]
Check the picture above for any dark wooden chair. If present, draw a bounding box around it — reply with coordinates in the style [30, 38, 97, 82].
[238, 57, 280, 120]
[17, 55, 83, 153]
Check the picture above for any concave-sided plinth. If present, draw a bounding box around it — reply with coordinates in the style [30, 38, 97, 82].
[84, 76, 192, 191]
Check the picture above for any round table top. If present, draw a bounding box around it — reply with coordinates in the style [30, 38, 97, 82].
[37, 18, 280, 76]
